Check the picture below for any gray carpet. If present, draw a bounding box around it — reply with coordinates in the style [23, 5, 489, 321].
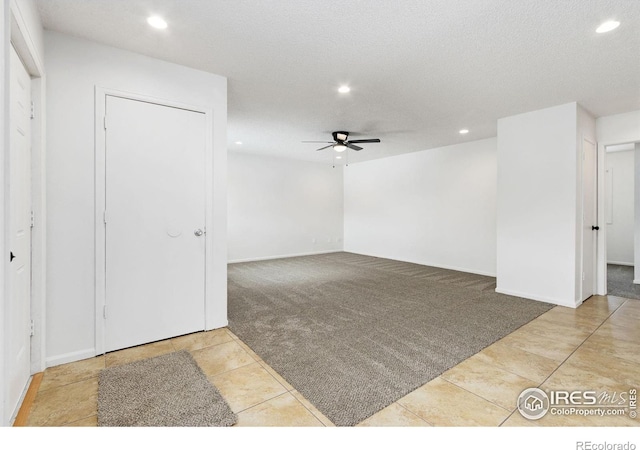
[608, 264, 640, 300]
[228, 252, 553, 426]
[98, 350, 236, 427]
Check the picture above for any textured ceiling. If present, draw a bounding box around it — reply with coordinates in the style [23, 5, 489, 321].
[36, 0, 640, 163]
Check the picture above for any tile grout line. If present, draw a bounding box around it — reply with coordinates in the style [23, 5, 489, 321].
[393, 402, 434, 426]
[25, 375, 99, 427]
[241, 344, 334, 426]
[231, 338, 334, 426]
[234, 338, 335, 426]
[425, 311, 568, 416]
[37, 375, 99, 393]
[476, 318, 596, 383]
[396, 374, 513, 425]
[438, 369, 517, 412]
[237, 337, 335, 427]
[410, 307, 572, 412]
[498, 298, 626, 426]
[232, 391, 289, 416]
[256, 360, 294, 392]
[469, 343, 561, 385]
[434, 377, 512, 415]
[205, 359, 257, 380]
[202, 340, 302, 422]
[62, 412, 98, 427]
[289, 391, 333, 427]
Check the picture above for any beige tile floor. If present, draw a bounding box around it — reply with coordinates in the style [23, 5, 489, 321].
[24, 295, 640, 427]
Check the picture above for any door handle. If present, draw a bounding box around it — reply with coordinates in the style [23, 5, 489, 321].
[592, 226, 599, 231]
[10, 251, 15, 262]
[194, 229, 204, 237]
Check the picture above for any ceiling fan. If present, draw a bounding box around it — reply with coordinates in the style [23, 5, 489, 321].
[303, 131, 381, 152]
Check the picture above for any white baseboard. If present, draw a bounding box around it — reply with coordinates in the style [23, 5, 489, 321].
[607, 260, 634, 267]
[205, 319, 228, 330]
[9, 375, 33, 425]
[45, 348, 96, 368]
[343, 250, 496, 277]
[228, 249, 342, 264]
[494, 288, 577, 308]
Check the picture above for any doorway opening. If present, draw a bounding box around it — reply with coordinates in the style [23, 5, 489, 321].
[604, 142, 639, 300]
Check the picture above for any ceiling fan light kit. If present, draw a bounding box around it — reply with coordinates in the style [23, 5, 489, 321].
[333, 144, 347, 152]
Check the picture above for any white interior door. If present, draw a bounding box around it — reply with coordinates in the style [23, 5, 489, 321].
[104, 95, 206, 352]
[7, 45, 32, 420]
[582, 138, 597, 301]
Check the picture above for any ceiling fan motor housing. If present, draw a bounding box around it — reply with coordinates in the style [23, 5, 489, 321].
[333, 131, 349, 142]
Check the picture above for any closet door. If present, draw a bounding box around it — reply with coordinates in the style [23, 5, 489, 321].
[104, 95, 206, 352]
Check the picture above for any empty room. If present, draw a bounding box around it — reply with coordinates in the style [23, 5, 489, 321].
[1, 0, 640, 445]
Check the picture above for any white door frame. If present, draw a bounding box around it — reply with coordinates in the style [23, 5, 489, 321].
[10, 8, 46, 375]
[2, 4, 46, 425]
[94, 87, 215, 355]
[10, 6, 47, 377]
[596, 140, 639, 295]
[597, 140, 626, 295]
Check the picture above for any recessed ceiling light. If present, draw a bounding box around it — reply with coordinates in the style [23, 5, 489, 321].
[336, 156, 343, 159]
[459, 129, 469, 134]
[235, 141, 242, 145]
[338, 86, 351, 94]
[596, 20, 620, 33]
[334, 144, 347, 152]
[147, 16, 168, 29]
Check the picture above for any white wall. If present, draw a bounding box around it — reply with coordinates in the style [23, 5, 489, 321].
[497, 103, 585, 307]
[636, 143, 640, 284]
[606, 150, 634, 265]
[597, 110, 640, 145]
[44, 32, 228, 366]
[344, 138, 497, 276]
[228, 152, 343, 262]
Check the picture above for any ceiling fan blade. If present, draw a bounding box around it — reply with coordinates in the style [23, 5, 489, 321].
[348, 138, 381, 144]
[346, 143, 363, 151]
[315, 144, 334, 151]
[302, 141, 333, 143]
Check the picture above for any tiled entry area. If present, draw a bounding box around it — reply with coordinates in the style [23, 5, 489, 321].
[24, 295, 640, 427]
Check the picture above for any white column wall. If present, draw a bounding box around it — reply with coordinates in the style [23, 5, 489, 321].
[496, 103, 581, 307]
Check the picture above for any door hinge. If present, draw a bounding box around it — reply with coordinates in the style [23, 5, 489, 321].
[30, 211, 35, 228]
[582, 272, 585, 281]
[103, 115, 107, 130]
[103, 210, 107, 224]
[103, 305, 107, 319]
[30, 320, 35, 337]
[30, 101, 35, 120]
